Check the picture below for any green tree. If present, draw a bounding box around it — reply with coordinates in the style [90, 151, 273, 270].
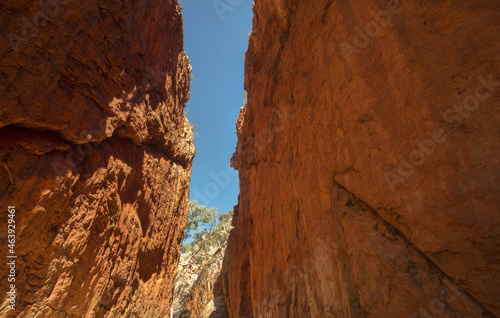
[211, 212, 233, 248]
[181, 201, 233, 264]
[182, 201, 217, 252]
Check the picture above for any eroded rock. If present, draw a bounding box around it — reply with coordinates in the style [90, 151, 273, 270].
[0, 0, 194, 316]
[226, 0, 500, 317]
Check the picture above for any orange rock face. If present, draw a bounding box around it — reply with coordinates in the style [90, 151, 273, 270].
[0, 0, 194, 316]
[227, 0, 500, 317]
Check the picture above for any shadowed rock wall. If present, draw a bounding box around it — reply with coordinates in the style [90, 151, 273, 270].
[0, 0, 194, 316]
[226, 0, 500, 317]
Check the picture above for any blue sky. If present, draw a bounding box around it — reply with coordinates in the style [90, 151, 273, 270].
[179, 0, 253, 215]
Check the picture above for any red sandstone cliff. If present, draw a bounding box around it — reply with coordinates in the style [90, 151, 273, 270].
[0, 0, 194, 316]
[227, 0, 500, 317]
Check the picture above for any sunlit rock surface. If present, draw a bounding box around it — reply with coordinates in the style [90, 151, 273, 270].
[0, 0, 194, 316]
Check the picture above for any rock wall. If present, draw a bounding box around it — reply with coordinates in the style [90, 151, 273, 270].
[227, 0, 500, 317]
[0, 0, 194, 316]
[173, 247, 229, 318]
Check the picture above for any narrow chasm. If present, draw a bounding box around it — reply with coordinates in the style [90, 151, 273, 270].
[2, 0, 500, 318]
[170, 1, 251, 317]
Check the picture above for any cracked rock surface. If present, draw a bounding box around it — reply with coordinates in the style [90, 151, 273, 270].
[226, 0, 500, 317]
[172, 247, 228, 318]
[0, 0, 194, 316]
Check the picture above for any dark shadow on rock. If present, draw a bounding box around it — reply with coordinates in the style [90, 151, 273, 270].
[208, 263, 229, 318]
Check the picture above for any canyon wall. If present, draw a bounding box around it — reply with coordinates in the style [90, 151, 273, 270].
[227, 0, 500, 317]
[0, 0, 194, 316]
[173, 247, 228, 318]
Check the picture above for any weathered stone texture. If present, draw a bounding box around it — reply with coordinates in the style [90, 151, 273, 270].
[0, 0, 194, 316]
[226, 1, 500, 317]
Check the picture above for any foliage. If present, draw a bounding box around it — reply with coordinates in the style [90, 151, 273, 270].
[183, 201, 217, 247]
[183, 109, 199, 138]
[181, 201, 233, 264]
[109, 211, 121, 228]
[242, 92, 248, 105]
[191, 122, 199, 138]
